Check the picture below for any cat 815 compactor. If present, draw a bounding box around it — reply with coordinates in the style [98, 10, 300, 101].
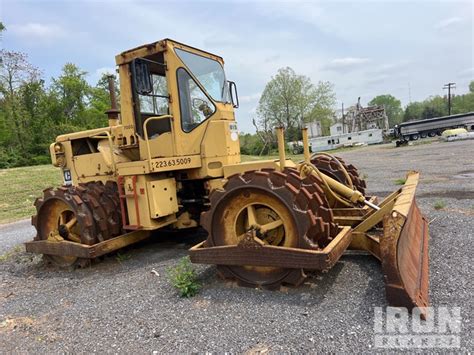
[26, 39, 429, 315]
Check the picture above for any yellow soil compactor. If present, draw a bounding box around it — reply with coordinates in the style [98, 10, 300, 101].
[25, 39, 429, 316]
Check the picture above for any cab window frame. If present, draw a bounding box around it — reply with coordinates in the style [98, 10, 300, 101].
[130, 57, 170, 138]
[176, 67, 216, 134]
[174, 47, 229, 104]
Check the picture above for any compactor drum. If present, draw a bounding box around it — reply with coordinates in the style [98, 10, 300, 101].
[201, 168, 338, 288]
[25, 39, 430, 316]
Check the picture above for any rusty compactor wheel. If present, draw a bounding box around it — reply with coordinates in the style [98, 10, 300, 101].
[310, 154, 366, 195]
[31, 181, 122, 267]
[201, 168, 338, 289]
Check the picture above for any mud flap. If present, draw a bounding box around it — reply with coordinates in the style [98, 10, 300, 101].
[381, 172, 430, 317]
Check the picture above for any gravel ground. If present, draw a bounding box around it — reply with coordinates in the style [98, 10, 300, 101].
[0, 220, 33, 254]
[1, 139, 473, 353]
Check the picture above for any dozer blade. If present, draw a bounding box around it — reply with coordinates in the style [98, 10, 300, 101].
[380, 171, 430, 315]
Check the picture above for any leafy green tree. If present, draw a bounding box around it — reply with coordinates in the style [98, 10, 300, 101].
[0, 50, 41, 152]
[452, 81, 474, 114]
[421, 96, 447, 119]
[83, 74, 119, 129]
[256, 67, 335, 140]
[0, 49, 120, 167]
[404, 101, 424, 121]
[368, 94, 402, 127]
[239, 133, 265, 155]
[51, 63, 90, 125]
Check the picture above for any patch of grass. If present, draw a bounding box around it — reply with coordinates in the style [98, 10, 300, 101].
[115, 252, 131, 263]
[362, 173, 369, 180]
[0, 165, 62, 224]
[167, 257, 200, 298]
[394, 177, 407, 185]
[434, 200, 447, 210]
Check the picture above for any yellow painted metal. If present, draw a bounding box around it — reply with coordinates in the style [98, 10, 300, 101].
[300, 163, 364, 204]
[147, 178, 179, 218]
[302, 128, 311, 163]
[143, 115, 175, 168]
[116, 155, 202, 176]
[276, 127, 286, 171]
[122, 174, 177, 229]
[90, 130, 117, 174]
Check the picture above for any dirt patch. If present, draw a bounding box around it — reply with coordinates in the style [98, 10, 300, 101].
[0, 317, 36, 333]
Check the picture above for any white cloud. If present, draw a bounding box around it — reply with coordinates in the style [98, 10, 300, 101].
[9, 23, 67, 42]
[239, 93, 261, 104]
[435, 17, 463, 30]
[324, 57, 371, 71]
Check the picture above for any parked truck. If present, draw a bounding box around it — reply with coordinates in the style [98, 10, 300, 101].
[394, 112, 474, 146]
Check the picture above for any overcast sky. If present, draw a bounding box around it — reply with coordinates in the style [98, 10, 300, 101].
[2, 0, 473, 133]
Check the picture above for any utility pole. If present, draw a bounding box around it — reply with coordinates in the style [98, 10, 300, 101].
[443, 82, 456, 115]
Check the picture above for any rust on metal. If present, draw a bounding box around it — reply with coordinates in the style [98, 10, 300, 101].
[25, 230, 150, 259]
[190, 226, 352, 271]
[381, 172, 430, 318]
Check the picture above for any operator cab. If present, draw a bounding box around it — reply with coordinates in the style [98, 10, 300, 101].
[122, 39, 239, 141]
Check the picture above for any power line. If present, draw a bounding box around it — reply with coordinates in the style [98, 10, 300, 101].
[443, 82, 456, 115]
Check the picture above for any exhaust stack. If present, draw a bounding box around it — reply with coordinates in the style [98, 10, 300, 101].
[106, 75, 120, 127]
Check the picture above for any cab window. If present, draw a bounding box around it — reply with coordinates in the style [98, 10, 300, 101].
[131, 55, 170, 138]
[177, 68, 215, 133]
[138, 74, 168, 115]
[175, 48, 228, 102]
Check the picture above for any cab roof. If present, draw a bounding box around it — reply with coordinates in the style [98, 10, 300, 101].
[115, 38, 224, 65]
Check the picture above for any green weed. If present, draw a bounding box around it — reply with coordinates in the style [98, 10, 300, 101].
[167, 257, 200, 298]
[394, 178, 407, 185]
[115, 252, 131, 263]
[0, 245, 24, 262]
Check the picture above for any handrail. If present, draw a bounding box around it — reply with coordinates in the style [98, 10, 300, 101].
[143, 115, 174, 170]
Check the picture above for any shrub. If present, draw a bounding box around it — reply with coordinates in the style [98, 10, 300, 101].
[434, 200, 446, 210]
[167, 257, 200, 297]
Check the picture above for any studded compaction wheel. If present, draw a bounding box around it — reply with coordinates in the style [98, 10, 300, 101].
[310, 154, 367, 195]
[32, 181, 122, 267]
[201, 168, 338, 289]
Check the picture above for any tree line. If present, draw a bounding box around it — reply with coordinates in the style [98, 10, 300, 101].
[0, 25, 116, 168]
